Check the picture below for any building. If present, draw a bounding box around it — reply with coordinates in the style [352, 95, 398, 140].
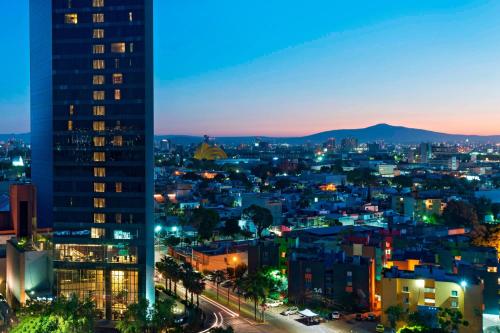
[9, 184, 37, 239]
[30, 0, 154, 319]
[341, 137, 358, 152]
[381, 265, 483, 333]
[419, 143, 432, 163]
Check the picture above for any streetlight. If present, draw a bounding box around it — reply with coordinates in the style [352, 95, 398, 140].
[460, 280, 467, 289]
[154, 225, 162, 233]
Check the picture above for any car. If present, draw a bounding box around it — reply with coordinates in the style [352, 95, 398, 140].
[220, 280, 233, 288]
[355, 313, 363, 321]
[280, 306, 299, 316]
[330, 311, 341, 320]
[367, 313, 376, 321]
[376, 324, 385, 332]
[265, 299, 284, 307]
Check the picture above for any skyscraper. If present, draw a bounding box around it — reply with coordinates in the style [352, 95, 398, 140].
[30, 0, 154, 319]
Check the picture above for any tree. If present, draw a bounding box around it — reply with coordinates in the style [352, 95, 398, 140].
[189, 208, 220, 241]
[241, 272, 270, 321]
[116, 298, 176, 333]
[213, 270, 226, 301]
[181, 263, 194, 303]
[243, 205, 273, 238]
[385, 305, 405, 329]
[189, 271, 206, 308]
[221, 218, 241, 238]
[346, 168, 377, 187]
[443, 200, 479, 228]
[438, 308, 469, 332]
[392, 175, 413, 190]
[472, 196, 494, 222]
[12, 295, 98, 333]
[151, 298, 175, 333]
[156, 256, 181, 294]
[233, 264, 248, 313]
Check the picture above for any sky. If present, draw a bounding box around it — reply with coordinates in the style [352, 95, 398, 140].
[1, 1, 500, 136]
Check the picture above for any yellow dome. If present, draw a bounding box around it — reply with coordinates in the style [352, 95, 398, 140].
[194, 142, 228, 160]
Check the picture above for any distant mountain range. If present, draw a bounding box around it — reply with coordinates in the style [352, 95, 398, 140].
[1, 124, 498, 145]
[156, 124, 500, 145]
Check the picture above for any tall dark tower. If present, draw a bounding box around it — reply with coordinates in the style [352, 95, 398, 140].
[30, 0, 154, 319]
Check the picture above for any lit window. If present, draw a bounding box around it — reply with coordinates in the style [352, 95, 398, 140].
[93, 152, 105, 162]
[451, 301, 458, 308]
[93, 60, 105, 70]
[111, 42, 126, 53]
[402, 286, 409, 293]
[488, 267, 498, 273]
[115, 213, 122, 224]
[114, 89, 121, 100]
[93, 106, 105, 116]
[115, 182, 122, 193]
[67, 120, 73, 131]
[129, 12, 133, 22]
[93, 13, 104, 23]
[93, 45, 105, 54]
[451, 290, 458, 297]
[93, 91, 105, 101]
[94, 213, 106, 224]
[94, 167, 106, 177]
[69, 104, 75, 115]
[91, 228, 105, 239]
[93, 121, 105, 131]
[347, 271, 352, 277]
[129, 43, 134, 53]
[93, 137, 105, 147]
[94, 198, 106, 208]
[93, 75, 105, 85]
[93, 29, 105, 39]
[93, 0, 104, 7]
[94, 183, 105, 192]
[113, 136, 123, 147]
[65, 13, 78, 24]
[112, 73, 123, 84]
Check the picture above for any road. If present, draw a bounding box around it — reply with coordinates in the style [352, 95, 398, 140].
[199, 280, 378, 333]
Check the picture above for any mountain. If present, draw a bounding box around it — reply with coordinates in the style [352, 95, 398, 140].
[157, 124, 500, 145]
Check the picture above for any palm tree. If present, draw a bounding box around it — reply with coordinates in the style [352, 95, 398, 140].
[156, 257, 169, 291]
[213, 270, 226, 301]
[241, 272, 270, 321]
[232, 264, 247, 313]
[189, 271, 206, 308]
[181, 263, 194, 303]
[116, 298, 150, 333]
[151, 298, 175, 333]
[165, 256, 181, 293]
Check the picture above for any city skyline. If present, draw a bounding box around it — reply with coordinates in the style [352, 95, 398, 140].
[2, 1, 500, 136]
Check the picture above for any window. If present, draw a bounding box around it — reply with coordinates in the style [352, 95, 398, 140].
[93, 29, 105, 39]
[451, 301, 458, 308]
[94, 183, 105, 192]
[488, 267, 498, 273]
[93, 0, 104, 7]
[93, 75, 105, 85]
[94, 198, 106, 208]
[347, 271, 352, 277]
[129, 12, 133, 22]
[94, 167, 106, 177]
[403, 297, 409, 305]
[93, 152, 105, 162]
[65, 14, 78, 24]
[402, 286, 409, 293]
[112, 73, 123, 84]
[115, 213, 122, 224]
[112, 136, 123, 147]
[93, 13, 104, 23]
[111, 42, 126, 53]
[69, 104, 75, 115]
[67, 120, 73, 131]
[129, 43, 134, 53]
[93, 45, 105, 54]
[93, 137, 105, 147]
[93, 106, 105, 116]
[94, 213, 106, 224]
[115, 182, 122, 193]
[114, 89, 121, 100]
[93, 121, 105, 131]
[451, 290, 458, 297]
[91, 228, 105, 239]
[93, 60, 105, 70]
[114, 59, 120, 69]
[93, 91, 105, 101]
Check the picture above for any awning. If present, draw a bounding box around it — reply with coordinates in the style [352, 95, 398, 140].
[299, 309, 319, 318]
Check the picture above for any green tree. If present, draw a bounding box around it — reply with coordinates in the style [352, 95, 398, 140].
[243, 205, 273, 238]
[189, 271, 206, 308]
[392, 175, 413, 190]
[241, 272, 270, 321]
[438, 308, 469, 332]
[151, 298, 175, 332]
[189, 208, 220, 241]
[221, 218, 241, 238]
[385, 305, 405, 329]
[233, 264, 248, 312]
[346, 168, 377, 187]
[116, 298, 150, 333]
[213, 270, 226, 301]
[443, 200, 479, 228]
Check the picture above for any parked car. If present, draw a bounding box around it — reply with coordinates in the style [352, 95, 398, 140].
[376, 324, 385, 332]
[265, 299, 284, 307]
[355, 313, 363, 321]
[220, 280, 234, 288]
[281, 306, 299, 316]
[367, 313, 376, 321]
[330, 311, 341, 320]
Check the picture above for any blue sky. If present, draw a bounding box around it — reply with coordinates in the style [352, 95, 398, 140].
[1, 1, 500, 136]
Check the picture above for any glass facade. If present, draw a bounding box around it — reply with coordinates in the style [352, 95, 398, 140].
[31, 0, 154, 320]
